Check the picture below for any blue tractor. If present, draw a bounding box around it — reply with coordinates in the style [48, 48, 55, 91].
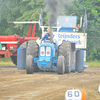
[17, 39, 85, 74]
[17, 15, 88, 74]
[25, 40, 72, 74]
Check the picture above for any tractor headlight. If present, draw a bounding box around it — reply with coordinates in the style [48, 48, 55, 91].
[40, 47, 45, 56]
[46, 47, 51, 56]
[73, 29, 76, 32]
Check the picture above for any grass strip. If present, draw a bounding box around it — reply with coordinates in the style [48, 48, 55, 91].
[0, 58, 15, 66]
[87, 61, 100, 67]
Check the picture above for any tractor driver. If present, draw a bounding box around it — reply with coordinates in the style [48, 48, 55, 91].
[41, 28, 54, 41]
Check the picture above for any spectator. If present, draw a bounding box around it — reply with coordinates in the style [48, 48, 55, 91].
[62, 18, 72, 27]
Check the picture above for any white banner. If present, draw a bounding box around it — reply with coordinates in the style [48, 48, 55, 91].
[53, 32, 87, 49]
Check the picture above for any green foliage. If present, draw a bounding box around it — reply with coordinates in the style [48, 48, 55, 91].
[0, 0, 46, 36]
[72, 0, 100, 61]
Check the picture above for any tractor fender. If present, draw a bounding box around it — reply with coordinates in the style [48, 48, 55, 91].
[36, 39, 41, 46]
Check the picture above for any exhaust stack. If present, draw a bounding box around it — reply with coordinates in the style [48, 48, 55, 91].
[50, 27, 52, 43]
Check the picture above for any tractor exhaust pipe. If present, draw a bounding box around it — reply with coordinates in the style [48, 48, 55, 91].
[50, 27, 52, 43]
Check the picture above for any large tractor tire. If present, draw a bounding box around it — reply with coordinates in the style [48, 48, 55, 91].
[26, 40, 39, 72]
[10, 42, 27, 65]
[26, 55, 33, 74]
[58, 41, 71, 73]
[57, 56, 65, 74]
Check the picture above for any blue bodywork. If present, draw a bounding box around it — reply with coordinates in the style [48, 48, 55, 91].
[17, 47, 26, 70]
[34, 42, 58, 70]
[17, 43, 85, 72]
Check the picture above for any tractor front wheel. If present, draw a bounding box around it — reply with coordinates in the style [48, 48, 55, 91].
[57, 56, 65, 74]
[26, 40, 39, 72]
[26, 55, 33, 74]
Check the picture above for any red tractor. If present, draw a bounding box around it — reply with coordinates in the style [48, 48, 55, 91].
[0, 22, 39, 65]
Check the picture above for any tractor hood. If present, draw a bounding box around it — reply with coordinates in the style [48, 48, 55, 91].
[39, 42, 57, 61]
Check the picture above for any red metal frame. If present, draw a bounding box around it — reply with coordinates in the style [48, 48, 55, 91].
[27, 24, 32, 37]
[0, 50, 10, 58]
[0, 23, 39, 58]
[32, 23, 36, 37]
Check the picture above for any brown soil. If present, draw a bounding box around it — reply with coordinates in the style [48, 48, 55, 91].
[0, 66, 100, 100]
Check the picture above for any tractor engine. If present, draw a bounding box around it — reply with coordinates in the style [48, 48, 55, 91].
[37, 42, 57, 69]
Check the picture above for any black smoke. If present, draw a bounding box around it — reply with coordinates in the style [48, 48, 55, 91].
[44, 0, 58, 27]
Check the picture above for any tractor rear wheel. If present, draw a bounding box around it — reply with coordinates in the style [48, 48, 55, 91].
[57, 56, 65, 74]
[26, 55, 33, 74]
[10, 42, 27, 65]
[26, 40, 39, 72]
[58, 41, 71, 73]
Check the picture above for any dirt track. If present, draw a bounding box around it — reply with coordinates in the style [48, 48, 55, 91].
[0, 66, 100, 100]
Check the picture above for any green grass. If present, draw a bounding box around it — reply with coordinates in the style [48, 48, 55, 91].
[0, 58, 15, 66]
[87, 61, 100, 67]
[0, 58, 11, 62]
[0, 58, 100, 67]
